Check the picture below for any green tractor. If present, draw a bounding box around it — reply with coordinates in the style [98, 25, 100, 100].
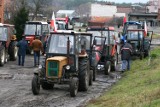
[31, 31, 93, 97]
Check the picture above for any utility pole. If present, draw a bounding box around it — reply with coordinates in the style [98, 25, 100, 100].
[0, 0, 4, 23]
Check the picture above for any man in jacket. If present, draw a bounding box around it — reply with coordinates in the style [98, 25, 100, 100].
[31, 36, 44, 67]
[121, 40, 133, 72]
[17, 37, 28, 66]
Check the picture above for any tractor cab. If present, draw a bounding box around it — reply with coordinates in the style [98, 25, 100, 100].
[24, 21, 50, 54]
[32, 31, 93, 97]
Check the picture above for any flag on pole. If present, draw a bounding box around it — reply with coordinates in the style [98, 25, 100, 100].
[144, 21, 147, 37]
[123, 16, 127, 26]
[50, 11, 57, 32]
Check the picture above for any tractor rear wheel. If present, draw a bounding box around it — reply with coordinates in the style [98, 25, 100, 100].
[78, 58, 89, 91]
[0, 47, 5, 66]
[41, 81, 53, 90]
[104, 61, 111, 75]
[70, 77, 79, 97]
[32, 75, 40, 95]
[111, 54, 118, 71]
[9, 41, 18, 61]
[4, 49, 9, 63]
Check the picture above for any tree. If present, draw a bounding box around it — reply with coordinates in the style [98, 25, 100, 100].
[13, 1, 29, 41]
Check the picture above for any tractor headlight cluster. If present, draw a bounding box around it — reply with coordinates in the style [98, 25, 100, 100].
[66, 65, 70, 70]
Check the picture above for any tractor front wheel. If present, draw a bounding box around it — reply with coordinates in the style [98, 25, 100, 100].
[70, 77, 79, 97]
[78, 58, 89, 91]
[32, 75, 40, 95]
[89, 70, 93, 86]
[93, 67, 97, 81]
[104, 61, 111, 75]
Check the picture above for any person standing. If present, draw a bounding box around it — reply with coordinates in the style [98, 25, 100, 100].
[31, 36, 44, 67]
[17, 37, 28, 66]
[121, 41, 133, 72]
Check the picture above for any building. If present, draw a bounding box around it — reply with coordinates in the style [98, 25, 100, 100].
[56, 10, 75, 17]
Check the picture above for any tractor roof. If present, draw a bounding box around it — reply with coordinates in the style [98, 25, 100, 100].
[50, 30, 92, 36]
[26, 21, 48, 24]
[125, 21, 141, 25]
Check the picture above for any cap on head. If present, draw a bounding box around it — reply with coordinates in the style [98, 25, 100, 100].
[11, 35, 17, 40]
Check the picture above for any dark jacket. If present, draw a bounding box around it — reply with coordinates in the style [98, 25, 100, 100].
[121, 42, 133, 60]
[17, 39, 28, 56]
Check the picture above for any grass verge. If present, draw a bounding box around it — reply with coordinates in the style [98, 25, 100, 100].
[86, 47, 160, 107]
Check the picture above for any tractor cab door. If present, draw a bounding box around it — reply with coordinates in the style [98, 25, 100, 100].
[144, 31, 153, 51]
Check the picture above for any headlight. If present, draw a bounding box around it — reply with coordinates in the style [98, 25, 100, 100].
[66, 65, 70, 70]
[28, 41, 30, 43]
[38, 65, 42, 69]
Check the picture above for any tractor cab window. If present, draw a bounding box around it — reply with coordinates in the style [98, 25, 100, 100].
[42, 24, 49, 35]
[24, 24, 42, 35]
[87, 31, 101, 43]
[82, 36, 91, 51]
[127, 31, 143, 40]
[0, 27, 8, 41]
[48, 34, 74, 54]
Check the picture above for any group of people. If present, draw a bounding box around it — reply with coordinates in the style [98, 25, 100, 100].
[17, 36, 44, 67]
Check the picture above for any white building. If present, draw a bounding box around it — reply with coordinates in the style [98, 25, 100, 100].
[56, 10, 75, 17]
[91, 4, 117, 17]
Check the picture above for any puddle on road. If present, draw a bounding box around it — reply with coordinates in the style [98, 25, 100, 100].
[12, 74, 32, 80]
[0, 74, 13, 79]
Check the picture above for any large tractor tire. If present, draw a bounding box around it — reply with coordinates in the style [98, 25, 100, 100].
[32, 75, 40, 95]
[9, 41, 18, 61]
[41, 81, 53, 90]
[0, 47, 5, 66]
[111, 54, 118, 71]
[4, 49, 9, 63]
[104, 61, 111, 75]
[70, 77, 79, 97]
[78, 58, 89, 91]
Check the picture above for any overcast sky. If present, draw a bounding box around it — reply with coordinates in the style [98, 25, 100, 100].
[99, 0, 149, 3]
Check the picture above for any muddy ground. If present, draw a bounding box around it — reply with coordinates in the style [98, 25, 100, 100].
[0, 54, 122, 107]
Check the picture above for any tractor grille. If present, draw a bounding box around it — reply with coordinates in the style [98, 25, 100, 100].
[47, 61, 59, 77]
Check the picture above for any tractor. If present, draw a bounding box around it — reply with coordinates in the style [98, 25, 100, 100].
[86, 24, 118, 77]
[24, 21, 50, 54]
[122, 21, 153, 59]
[0, 23, 17, 66]
[31, 31, 93, 97]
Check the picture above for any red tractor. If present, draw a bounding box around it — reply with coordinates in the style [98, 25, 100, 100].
[24, 21, 50, 54]
[0, 23, 18, 66]
[86, 22, 118, 79]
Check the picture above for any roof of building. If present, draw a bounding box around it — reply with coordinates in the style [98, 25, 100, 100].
[117, 7, 132, 14]
[128, 13, 157, 17]
[57, 10, 75, 14]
